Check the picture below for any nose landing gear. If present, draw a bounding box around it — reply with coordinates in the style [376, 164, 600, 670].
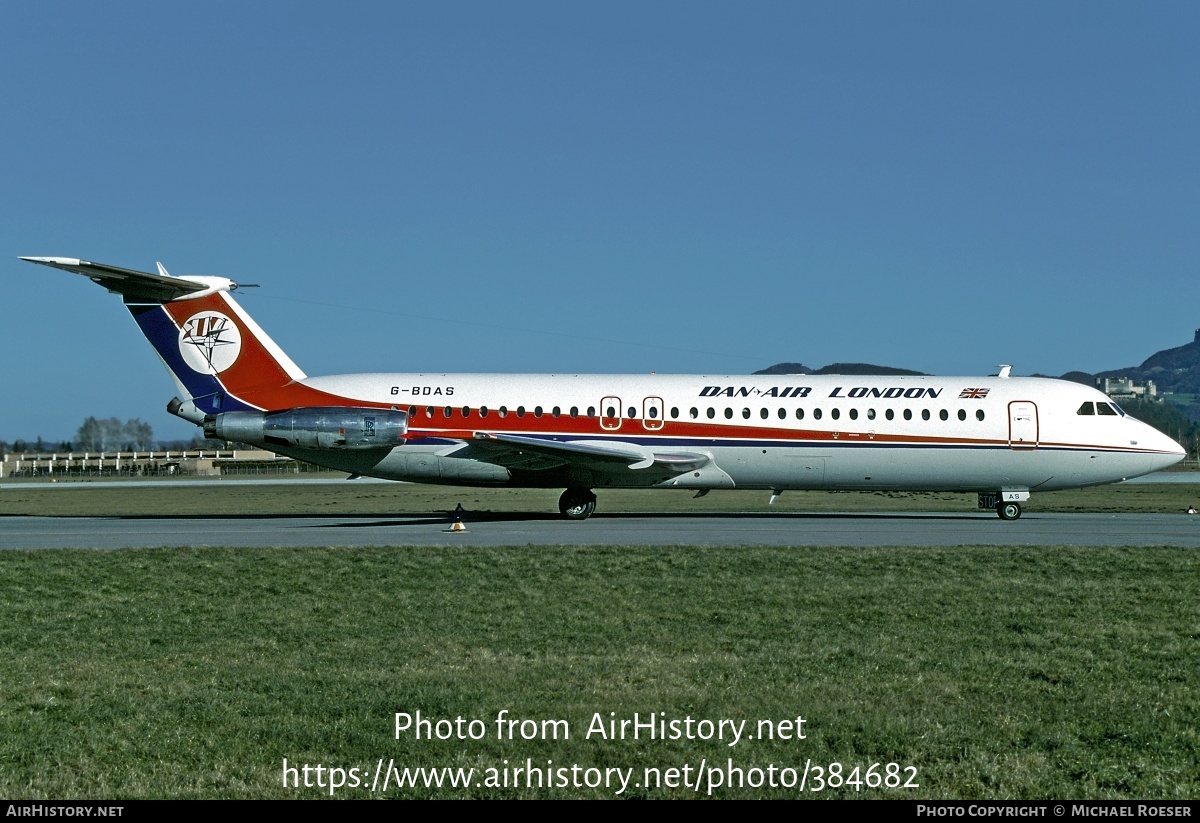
[979, 492, 1027, 520]
[997, 501, 1023, 520]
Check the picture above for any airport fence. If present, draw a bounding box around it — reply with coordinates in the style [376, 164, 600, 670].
[0, 450, 323, 479]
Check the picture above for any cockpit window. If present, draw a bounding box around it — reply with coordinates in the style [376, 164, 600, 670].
[1097, 402, 1119, 416]
[1077, 402, 1094, 415]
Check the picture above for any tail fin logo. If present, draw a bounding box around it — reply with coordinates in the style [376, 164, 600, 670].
[178, 311, 242, 374]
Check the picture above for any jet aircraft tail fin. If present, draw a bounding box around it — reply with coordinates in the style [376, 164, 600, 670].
[20, 257, 307, 415]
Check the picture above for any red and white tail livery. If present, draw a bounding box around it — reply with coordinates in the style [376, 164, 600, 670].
[22, 256, 1186, 520]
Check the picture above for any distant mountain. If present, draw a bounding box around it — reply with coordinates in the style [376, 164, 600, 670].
[1097, 330, 1200, 394]
[753, 362, 814, 375]
[814, 362, 927, 377]
[1096, 329, 1200, 423]
[1058, 371, 1096, 387]
[755, 362, 926, 376]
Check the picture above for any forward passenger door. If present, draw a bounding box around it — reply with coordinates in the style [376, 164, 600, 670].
[1008, 401, 1038, 450]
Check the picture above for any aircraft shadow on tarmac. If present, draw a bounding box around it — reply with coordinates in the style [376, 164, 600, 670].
[90, 510, 1002, 528]
[316, 511, 999, 529]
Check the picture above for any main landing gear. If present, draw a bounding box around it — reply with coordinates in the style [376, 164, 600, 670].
[559, 487, 597, 520]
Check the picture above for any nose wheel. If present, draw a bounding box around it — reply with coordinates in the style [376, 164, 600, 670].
[997, 502, 1023, 520]
[559, 488, 597, 520]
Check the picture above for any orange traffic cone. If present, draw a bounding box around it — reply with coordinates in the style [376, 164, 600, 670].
[445, 503, 468, 533]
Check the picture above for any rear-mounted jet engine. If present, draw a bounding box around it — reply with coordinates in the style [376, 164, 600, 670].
[201, 407, 408, 450]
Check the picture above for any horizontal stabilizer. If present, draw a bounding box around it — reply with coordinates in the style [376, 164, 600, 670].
[20, 256, 208, 303]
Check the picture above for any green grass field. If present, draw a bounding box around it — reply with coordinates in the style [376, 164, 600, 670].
[1, 482, 1197, 799]
[2, 546, 1198, 799]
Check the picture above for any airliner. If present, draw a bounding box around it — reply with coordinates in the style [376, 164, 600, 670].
[21, 256, 1187, 520]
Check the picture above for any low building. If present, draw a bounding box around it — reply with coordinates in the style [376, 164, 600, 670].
[0, 449, 302, 479]
[1097, 376, 1157, 400]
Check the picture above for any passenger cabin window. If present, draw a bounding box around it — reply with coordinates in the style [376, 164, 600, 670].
[1077, 402, 1095, 415]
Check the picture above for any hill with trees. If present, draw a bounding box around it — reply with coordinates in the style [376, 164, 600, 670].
[754, 362, 926, 376]
[1095, 329, 1200, 423]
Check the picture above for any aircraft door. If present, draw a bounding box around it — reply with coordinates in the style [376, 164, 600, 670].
[600, 396, 622, 431]
[642, 396, 665, 431]
[1008, 401, 1038, 450]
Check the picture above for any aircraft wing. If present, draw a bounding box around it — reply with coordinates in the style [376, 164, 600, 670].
[461, 432, 710, 474]
[19, 256, 207, 303]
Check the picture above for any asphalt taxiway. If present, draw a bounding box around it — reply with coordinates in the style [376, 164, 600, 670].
[3, 511, 1199, 549]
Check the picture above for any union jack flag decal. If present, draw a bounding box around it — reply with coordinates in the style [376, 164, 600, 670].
[959, 388, 989, 399]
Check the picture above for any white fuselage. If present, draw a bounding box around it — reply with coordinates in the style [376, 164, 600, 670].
[287, 372, 1185, 492]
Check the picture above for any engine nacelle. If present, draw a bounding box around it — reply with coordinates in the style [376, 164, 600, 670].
[204, 407, 408, 450]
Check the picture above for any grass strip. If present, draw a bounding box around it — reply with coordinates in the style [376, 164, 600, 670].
[1, 544, 1196, 798]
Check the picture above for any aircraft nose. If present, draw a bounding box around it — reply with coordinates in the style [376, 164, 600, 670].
[1145, 425, 1187, 471]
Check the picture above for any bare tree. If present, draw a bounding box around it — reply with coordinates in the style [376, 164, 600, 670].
[122, 419, 154, 450]
[75, 417, 102, 450]
[76, 417, 134, 451]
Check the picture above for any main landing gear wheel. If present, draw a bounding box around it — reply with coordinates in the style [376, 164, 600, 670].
[997, 502, 1023, 521]
[559, 488, 597, 520]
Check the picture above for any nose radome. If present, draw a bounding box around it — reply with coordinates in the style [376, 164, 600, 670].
[1142, 423, 1187, 471]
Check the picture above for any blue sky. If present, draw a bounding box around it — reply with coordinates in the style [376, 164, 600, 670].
[4, 1, 1198, 443]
